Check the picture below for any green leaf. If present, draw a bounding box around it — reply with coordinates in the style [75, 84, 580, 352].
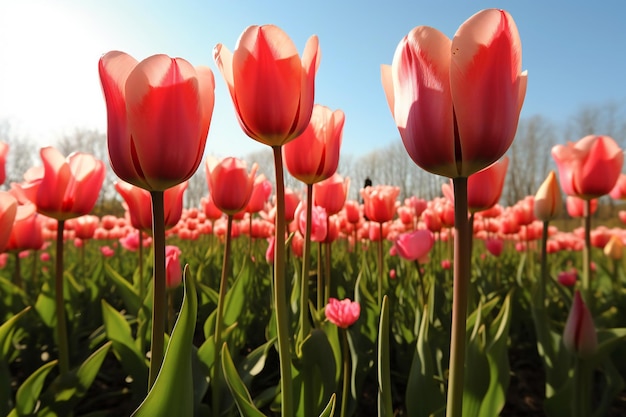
[221, 343, 266, 417]
[0, 306, 31, 359]
[105, 262, 141, 315]
[131, 266, 198, 417]
[406, 303, 445, 417]
[378, 295, 393, 417]
[9, 360, 57, 416]
[34, 283, 56, 328]
[318, 393, 336, 417]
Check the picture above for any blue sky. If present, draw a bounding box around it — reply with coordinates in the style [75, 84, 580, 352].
[1, 0, 625, 160]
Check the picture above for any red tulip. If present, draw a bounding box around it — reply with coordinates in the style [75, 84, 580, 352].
[467, 157, 509, 213]
[115, 181, 188, 233]
[284, 104, 344, 184]
[200, 195, 224, 222]
[99, 52, 215, 191]
[314, 173, 350, 216]
[381, 9, 526, 178]
[20, 147, 105, 221]
[557, 269, 578, 287]
[297, 203, 327, 242]
[0, 192, 18, 252]
[214, 25, 320, 146]
[552, 135, 624, 199]
[325, 297, 360, 329]
[343, 200, 362, 224]
[393, 229, 435, 261]
[71, 215, 100, 240]
[246, 175, 272, 214]
[609, 173, 626, 200]
[563, 290, 597, 358]
[485, 238, 504, 257]
[205, 157, 257, 216]
[566, 196, 598, 218]
[360, 185, 400, 224]
[100, 245, 115, 257]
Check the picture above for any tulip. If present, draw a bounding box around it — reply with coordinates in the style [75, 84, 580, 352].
[485, 238, 505, 257]
[467, 157, 509, 213]
[205, 157, 257, 216]
[0, 192, 18, 253]
[534, 171, 563, 222]
[558, 269, 578, 287]
[283, 188, 301, 223]
[200, 195, 224, 222]
[284, 104, 345, 184]
[552, 135, 624, 199]
[115, 181, 187, 233]
[325, 298, 360, 329]
[214, 25, 320, 147]
[246, 175, 272, 214]
[393, 229, 435, 262]
[609, 173, 626, 200]
[297, 203, 327, 243]
[72, 215, 100, 240]
[99, 51, 215, 191]
[381, 9, 526, 178]
[165, 245, 182, 289]
[0, 141, 8, 185]
[20, 147, 105, 221]
[100, 246, 115, 258]
[360, 185, 400, 224]
[314, 174, 350, 216]
[566, 196, 598, 218]
[603, 235, 624, 260]
[563, 290, 597, 358]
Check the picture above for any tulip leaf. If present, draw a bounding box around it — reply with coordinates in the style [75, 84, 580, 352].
[318, 393, 336, 417]
[406, 302, 445, 417]
[105, 262, 141, 315]
[9, 360, 57, 417]
[221, 343, 267, 417]
[131, 266, 197, 417]
[0, 306, 30, 359]
[378, 295, 393, 417]
[34, 283, 56, 328]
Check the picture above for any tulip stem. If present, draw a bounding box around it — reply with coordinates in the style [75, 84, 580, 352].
[572, 357, 591, 417]
[582, 199, 591, 301]
[213, 214, 233, 415]
[339, 328, 351, 417]
[55, 219, 70, 377]
[446, 177, 470, 417]
[299, 184, 314, 342]
[138, 231, 146, 355]
[539, 221, 549, 305]
[377, 222, 384, 307]
[272, 146, 293, 417]
[148, 190, 166, 390]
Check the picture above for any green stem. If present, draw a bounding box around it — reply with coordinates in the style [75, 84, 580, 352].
[340, 328, 350, 417]
[572, 357, 591, 417]
[299, 184, 314, 342]
[138, 231, 146, 354]
[539, 221, 549, 306]
[55, 220, 70, 377]
[414, 259, 426, 307]
[582, 199, 591, 300]
[446, 177, 470, 417]
[148, 190, 166, 390]
[272, 145, 293, 417]
[317, 242, 323, 310]
[377, 222, 384, 307]
[324, 235, 331, 304]
[213, 214, 233, 415]
[13, 252, 22, 290]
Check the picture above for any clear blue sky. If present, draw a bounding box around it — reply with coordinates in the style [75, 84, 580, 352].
[1, 0, 624, 159]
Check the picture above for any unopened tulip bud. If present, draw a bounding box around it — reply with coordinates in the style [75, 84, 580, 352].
[603, 235, 624, 260]
[563, 290, 597, 358]
[534, 171, 562, 222]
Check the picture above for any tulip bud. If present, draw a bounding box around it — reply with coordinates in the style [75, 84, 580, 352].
[165, 245, 182, 289]
[534, 171, 562, 222]
[563, 290, 597, 358]
[603, 235, 624, 260]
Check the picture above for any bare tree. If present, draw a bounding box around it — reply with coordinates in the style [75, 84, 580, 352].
[564, 100, 626, 147]
[504, 115, 557, 205]
[0, 120, 37, 189]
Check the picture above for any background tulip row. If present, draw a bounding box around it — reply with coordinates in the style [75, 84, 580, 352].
[1, 169, 626, 416]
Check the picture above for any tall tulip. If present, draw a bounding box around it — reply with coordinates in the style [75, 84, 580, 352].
[19, 147, 104, 378]
[467, 157, 509, 214]
[381, 9, 526, 416]
[214, 25, 321, 417]
[100, 51, 215, 389]
[205, 157, 256, 216]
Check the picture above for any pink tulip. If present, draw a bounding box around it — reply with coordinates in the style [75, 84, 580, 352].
[485, 238, 504, 257]
[393, 229, 435, 262]
[552, 135, 624, 199]
[100, 246, 115, 257]
[325, 297, 360, 329]
[314, 173, 350, 216]
[297, 203, 327, 242]
[0, 192, 18, 252]
[557, 269, 578, 287]
[99, 52, 215, 191]
[165, 245, 182, 289]
[20, 147, 105, 221]
[214, 25, 320, 146]
[381, 9, 526, 178]
[206, 157, 257, 216]
[566, 196, 598, 218]
[467, 157, 509, 213]
[563, 290, 597, 358]
[246, 175, 272, 214]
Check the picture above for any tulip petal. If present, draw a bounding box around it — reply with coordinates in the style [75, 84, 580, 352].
[451, 9, 525, 176]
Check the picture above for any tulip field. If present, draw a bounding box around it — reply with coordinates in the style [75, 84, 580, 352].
[3, 6, 626, 417]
